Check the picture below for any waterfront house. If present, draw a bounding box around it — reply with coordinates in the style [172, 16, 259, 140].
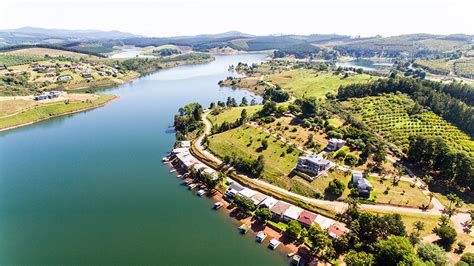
[352, 171, 372, 198]
[283, 205, 303, 223]
[82, 73, 94, 79]
[327, 138, 346, 151]
[238, 188, 257, 199]
[270, 201, 291, 221]
[296, 154, 330, 177]
[225, 183, 245, 197]
[34, 91, 61, 101]
[314, 214, 334, 230]
[297, 210, 317, 228]
[250, 192, 267, 206]
[180, 141, 191, 148]
[327, 222, 349, 238]
[258, 196, 278, 209]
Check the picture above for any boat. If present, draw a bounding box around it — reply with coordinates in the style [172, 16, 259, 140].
[162, 157, 168, 162]
[256, 231, 267, 242]
[239, 224, 249, 234]
[197, 189, 206, 197]
[268, 238, 281, 249]
[213, 202, 223, 209]
[176, 174, 182, 178]
[290, 255, 301, 266]
[188, 183, 197, 190]
[169, 169, 176, 173]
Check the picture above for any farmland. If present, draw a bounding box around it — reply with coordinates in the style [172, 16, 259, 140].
[340, 93, 474, 153]
[413, 59, 452, 75]
[454, 58, 474, 79]
[207, 105, 262, 127]
[0, 54, 45, 67]
[4, 47, 98, 58]
[266, 69, 373, 99]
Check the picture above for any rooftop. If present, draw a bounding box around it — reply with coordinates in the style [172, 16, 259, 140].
[284, 205, 303, 220]
[270, 201, 291, 216]
[297, 210, 317, 226]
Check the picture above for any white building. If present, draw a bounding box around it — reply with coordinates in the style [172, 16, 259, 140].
[327, 138, 346, 151]
[283, 205, 303, 222]
[296, 154, 330, 177]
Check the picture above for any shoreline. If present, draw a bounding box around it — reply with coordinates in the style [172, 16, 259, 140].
[0, 95, 119, 132]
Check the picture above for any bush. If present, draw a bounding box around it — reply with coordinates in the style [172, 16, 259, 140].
[433, 225, 457, 251]
[326, 179, 346, 197]
[255, 207, 272, 222]
[416, 242, 448, 265]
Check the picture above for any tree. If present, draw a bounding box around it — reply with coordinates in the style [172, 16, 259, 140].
[374, 236, 416, 266]
[307, 223, 330, 255]
[234, 195, 256, 213]
[416, 242, 448, 265]
[250, 98, 257, 106]
[255, 208, 272, 223]
[240, 97, 248, 106]
[458, 253, 474, 265]
[413, 221, 426, 233]
[240, 109, 248, 123]
[344, 250, 374, 266]
[286, 220, 303, 239]
[296, 97, 318, 117]
[379, 213, 406, 238]
[261, 139, 268, 150]
[433, 224, 457, 251]
[326, 179, 346, 197]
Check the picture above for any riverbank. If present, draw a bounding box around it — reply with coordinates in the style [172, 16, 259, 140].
[0, 94, 117, 132]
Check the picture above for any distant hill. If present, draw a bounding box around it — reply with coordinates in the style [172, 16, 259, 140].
[0, 27, 139, 45]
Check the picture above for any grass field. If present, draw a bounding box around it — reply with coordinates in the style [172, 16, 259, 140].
[266, 69, 373, 99]
[5, 48, 97, 58]
[370, 210, 441, 237]
[207, 125, 300, 189]
[0, 94, 116, 130]
[341, 93, 474, 153]
[366, 176, 429, 208]
[0, 99, 38, 116]
[413, 59, 452, 75]
[0, 54, 45, 67]
[208, 105, 262, 127]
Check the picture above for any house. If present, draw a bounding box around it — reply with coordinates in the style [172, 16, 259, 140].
[34, 91, 61, 101]
[225, 183, 245, 197]
[327, 222, 349, 238]
[283, 205, 303, 223]
[0, 66, 6, 70]
[327, 138, 346, 151]
[296, 154, 330, 176]
[57, 75, 73, 82]
[34, 66, 47, 72]
[238, 188, 257, 199]
[297, 210, 317, 228]
[5, 70, 25, 76]
[45, 72, 57, 77]
[82, 73, 94, 79]
[270, 201, 291, 221]
[180, 141, 191, 148]
[352, 171, 373, 198]
[314, 214, 334, 230]
[258, 196, 278, 209]
[250, 192, 267, 206]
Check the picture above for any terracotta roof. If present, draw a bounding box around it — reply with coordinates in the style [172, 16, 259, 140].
[297, 210, 317, 226]
[327, 222, 349, 238]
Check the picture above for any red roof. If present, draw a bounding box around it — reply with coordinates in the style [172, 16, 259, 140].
[297, 210, 317, 226]
[328, 222, 349, 238]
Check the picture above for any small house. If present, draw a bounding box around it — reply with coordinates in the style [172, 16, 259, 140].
[283, 205, 303, 223]
[352, 171, 372, 198]
[327, 138, 346, 151]
[82, 73, 94, 79]
[57, 75, 73, 82]
[270, 201, 291, 221]
[327, 222, 349, 238]
[297, 210, 317, 228]
[225, 183, 245, 198]
[250, 192, 267, 206]
[0, 66, 6, 70]
[314, 214, 334, 230]
[296, 154, 330, 177]
[258, 196, 278, 209]
[237, 188, 256, 199]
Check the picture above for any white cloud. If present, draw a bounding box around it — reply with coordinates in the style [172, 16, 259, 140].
[1, 0, 473, 37]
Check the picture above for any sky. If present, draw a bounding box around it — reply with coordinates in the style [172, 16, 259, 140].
[1, 0, 473, 37]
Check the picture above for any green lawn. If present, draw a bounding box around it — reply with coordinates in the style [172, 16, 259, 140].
[266, 69, 373, 99]
[207, 125, 300, 189]
[370, 210, 441, 237]
[367, 176, 429, 208]
[0, 94, 116, 130]
[0, 99, 38, 116]
[207, 105, 262, 128]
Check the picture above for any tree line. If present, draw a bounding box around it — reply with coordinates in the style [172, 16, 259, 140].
[174, 103, 204, 140]
[407, 136, 473, 191]
[337, 77, 474, 136]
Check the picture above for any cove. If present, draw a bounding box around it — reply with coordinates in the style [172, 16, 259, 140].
[0, 54, 289, 265]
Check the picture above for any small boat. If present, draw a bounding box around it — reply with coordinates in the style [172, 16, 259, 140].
[290, 255, 301, 266]
[268, 238, 281, 249]
[213, 202, 223, 209]
[256, 231, 267, 242]
[170, 169, 176, 173]
[176, 174, 182, 178]
[188, 184, 197, 190]
[162, 157, 169, 162]
[197, 189, 206, 197]
[239, 224, 249, 234]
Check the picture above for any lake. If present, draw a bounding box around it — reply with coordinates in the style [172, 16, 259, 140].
[0, 54, 290, 265]
[336, 58, 393, 71]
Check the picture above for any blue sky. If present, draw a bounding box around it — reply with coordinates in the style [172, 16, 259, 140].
[1, 0, 473, 37]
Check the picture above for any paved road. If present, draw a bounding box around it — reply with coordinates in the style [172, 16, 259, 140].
[196, 111, 473, 235]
